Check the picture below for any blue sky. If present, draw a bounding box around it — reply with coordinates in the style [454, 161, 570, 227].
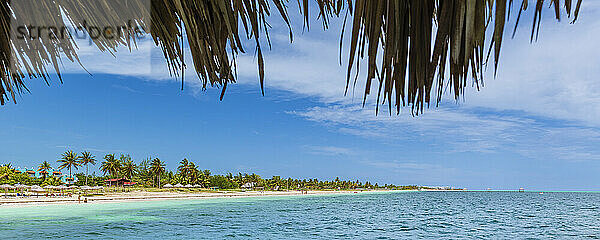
[2, 2, 600, 190]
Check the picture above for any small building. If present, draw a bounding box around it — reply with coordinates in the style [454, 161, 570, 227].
[123, 181, 137, 187]
[53, 171, 62, 178]
[105, 178, 132, 187]
[25, 170, 36, 178]
[241, 182, 257, 190]
[65, 177, 75, 185]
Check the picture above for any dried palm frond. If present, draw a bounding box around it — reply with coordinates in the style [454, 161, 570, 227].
[345, 0, 583, 115]
[0, 0, 585, 116]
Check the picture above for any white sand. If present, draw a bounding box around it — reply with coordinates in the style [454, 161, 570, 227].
[0, 189, 395, 208]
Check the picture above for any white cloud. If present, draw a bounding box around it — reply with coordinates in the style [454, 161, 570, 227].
[291, 104, 600, 162]
[305, 145, 355, 156]
[236, 33, 350, 103]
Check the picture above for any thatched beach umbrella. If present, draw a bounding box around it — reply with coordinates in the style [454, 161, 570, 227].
[43, 185, 55, 195]
[0, 0, 585, 115]
[163, 184, 173, 188]
[184, 184, 193, 188]
[0, 184, 13, 197]
[11, 184, 28, 197]
[174, 183, 184, 188]
[92, 186, 104, 191]
[30, 185, 45, 196]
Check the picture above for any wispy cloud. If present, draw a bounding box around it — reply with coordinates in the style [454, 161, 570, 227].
[291, 104, 600, 162]
[305, 145, 355, 156]
[112, 84, 143, 93]
[361, 160, 455, 172]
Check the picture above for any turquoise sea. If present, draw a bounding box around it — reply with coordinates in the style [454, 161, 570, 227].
[1, 191, 600, 239]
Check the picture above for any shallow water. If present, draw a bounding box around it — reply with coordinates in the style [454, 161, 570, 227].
[1, 191, 600, 239]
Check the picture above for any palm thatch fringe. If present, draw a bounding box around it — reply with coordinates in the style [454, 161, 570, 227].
[0, 0, 584, 115]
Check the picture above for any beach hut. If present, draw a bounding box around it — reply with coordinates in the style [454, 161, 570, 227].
[163, 184, 173, 188]
[104, 178, 131, 187]
[123, 181, 137, 187]
[192, 184, 202, 188]
[184, 184, 193, 188]
[173, 183, 184, 188]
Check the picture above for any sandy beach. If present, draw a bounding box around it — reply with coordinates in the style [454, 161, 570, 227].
[0, 190, 395, 208]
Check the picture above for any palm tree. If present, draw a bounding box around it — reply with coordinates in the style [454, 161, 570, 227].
[150, 158, 165, 188]
[121, 159, 136, 181]
[177, 158, 190, 183]
[57, 150, 82, 181]
[188, 162, 198, 184]
[38, 161, 52, 180]
[119, 154, 132, 165]
[42, 176, 62, 186]
[201, 169, 211, 188]
[178, 158, 200, 184]
[79, 151, 96, 186]
[101, 154, 121, 178]
[0, 1, 584, 115]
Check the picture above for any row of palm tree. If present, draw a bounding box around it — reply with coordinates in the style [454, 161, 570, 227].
[98, 153, 166, 187]
[5, 151, 420, 190]
[13, 150, 99, 186]
[54, 150, 97, 186]
[4, 159, 420, 190]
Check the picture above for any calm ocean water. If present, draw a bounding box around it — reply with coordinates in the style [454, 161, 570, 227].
[1, 191, 600, 239]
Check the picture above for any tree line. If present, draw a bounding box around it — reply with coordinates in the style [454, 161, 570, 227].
[1, 150, 423, 191]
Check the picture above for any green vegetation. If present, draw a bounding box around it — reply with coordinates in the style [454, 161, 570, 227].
[38, 161, 51, 179]
[79, 151, 96, 186]
[1, 151, 434, 191]
[57, 150, 81, 180]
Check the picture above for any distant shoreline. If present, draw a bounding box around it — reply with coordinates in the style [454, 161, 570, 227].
[0, 189, 404, 208]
